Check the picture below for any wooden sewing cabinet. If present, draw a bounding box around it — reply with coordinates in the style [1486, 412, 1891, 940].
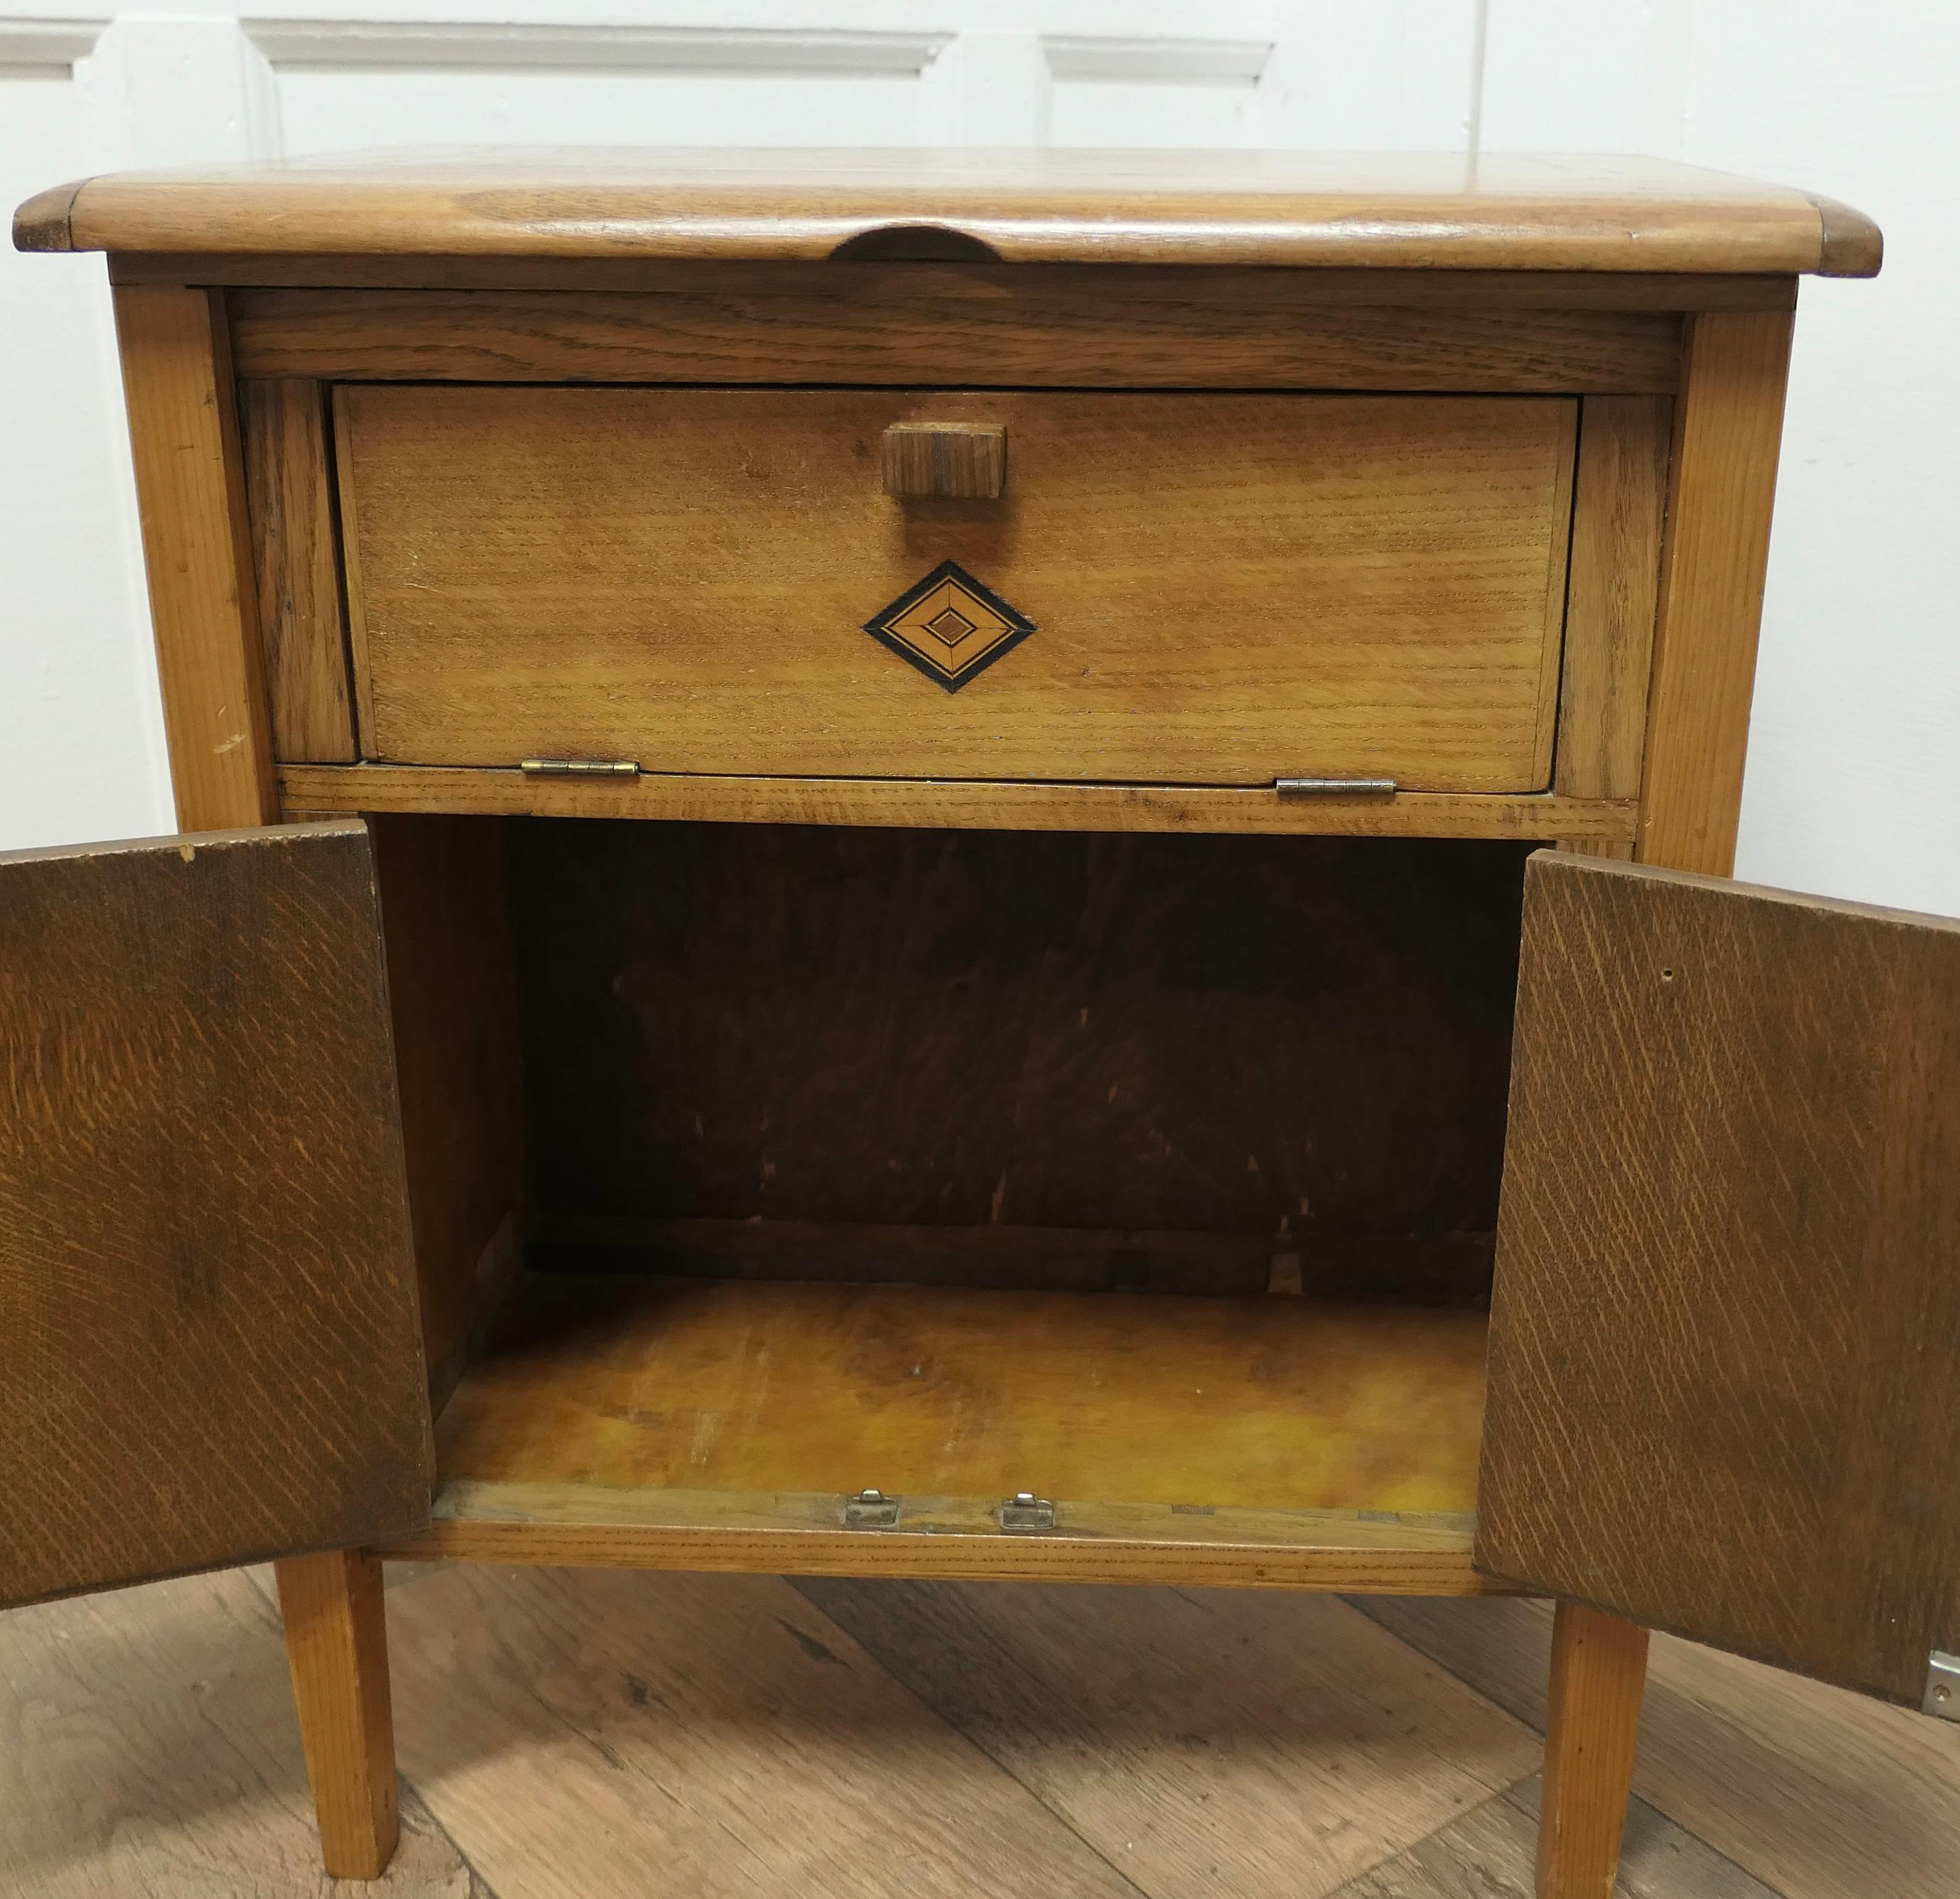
[11, 156, 1951, 1899]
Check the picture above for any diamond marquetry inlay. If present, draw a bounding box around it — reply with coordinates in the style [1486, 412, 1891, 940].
[862, 560, 1037, 691]
[923, 604, 977, 647]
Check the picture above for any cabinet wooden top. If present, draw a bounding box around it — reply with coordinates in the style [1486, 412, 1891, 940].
[14, 148, 1879, 275]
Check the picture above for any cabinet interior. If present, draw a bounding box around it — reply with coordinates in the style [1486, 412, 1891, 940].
[379, 815, 1531, 1547]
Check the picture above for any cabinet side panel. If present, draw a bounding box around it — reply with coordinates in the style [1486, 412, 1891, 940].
[370, 814, 526, 1405]
[112, 286, 277, 830]
[0, 824, 432, 1606]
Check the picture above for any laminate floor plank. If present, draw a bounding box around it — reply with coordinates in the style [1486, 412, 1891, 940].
[1330, 1776, 1777, 1899]
[1349, 1595, 1557, 1726]
[1329, 1791, 1542, 1899]
[8, 1564, 1957, 1898]
[0, 1567, 471, 1898]
[1352, 1595, 1960, 1899]
[795, 1578, 1541, 1899]
[378, 1563, 1143, 1899]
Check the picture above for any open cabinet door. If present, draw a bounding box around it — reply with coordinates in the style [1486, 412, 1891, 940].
[1479, 851, 1960, 1706]
[0, 821, 432, 1608]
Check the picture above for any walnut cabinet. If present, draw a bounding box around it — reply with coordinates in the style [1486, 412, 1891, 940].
[10, 153, 1939, 1898]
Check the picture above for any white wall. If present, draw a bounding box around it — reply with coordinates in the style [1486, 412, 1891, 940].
[2, 0, 1953, 915]
[1, 22, 171, 849]
[1480, 0, 1960, 915]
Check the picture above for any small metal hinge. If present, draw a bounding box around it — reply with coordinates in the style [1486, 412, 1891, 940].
[843, 1487, 902, 1530]
[1925, 1651, 1960, 1722]
[999, 1491, 1056, 1532]
[519, 758, 642, 777]
[1275, 777, 1397, 798]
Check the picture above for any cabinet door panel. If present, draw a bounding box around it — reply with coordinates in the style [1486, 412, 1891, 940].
[1478, 851, 1960, 1703]
[0, 821, 431, 1607]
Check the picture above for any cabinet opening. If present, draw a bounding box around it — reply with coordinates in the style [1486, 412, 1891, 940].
[381, 816, 1529, 1574]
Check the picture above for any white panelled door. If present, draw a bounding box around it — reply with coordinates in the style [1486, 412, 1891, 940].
[0, 0, 1482, 852]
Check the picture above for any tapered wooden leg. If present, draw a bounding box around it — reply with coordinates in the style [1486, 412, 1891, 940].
[274, 1549, 400, 1879]
[1536, 1602, 1649, 1899]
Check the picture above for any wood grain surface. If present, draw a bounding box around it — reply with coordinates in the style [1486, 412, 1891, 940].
[0, 1566, 475, 1898]
[9, 1561, 1951, 1899]
[533, 1213, 1277, 1293]
[1805, 191, 1886, 275]
[392, 1479, 1501, 1595]
[10, 176, 83, 251]
[277, 764, 1637, 840]
[795, 1579, 1542, 1899]
[0, 823, 430, 1607]
[1477, 851, 1960, 1703]
[507, 823, 1528, 1275]
[394, 1268, 1497, 1590]
[528, 1213, 1490, 1304]
[434, 1274, 1489, 1515]
[272, 1550, 398, 1879]
[1635, 312, 1794, 874]
[1341, 1773, 1775, 1899]
[228, 280, 1682, 390]
[337, 386, 1576, 789]
[391, 1498, 1499, 1595]
[15, 149, 1875, 274]
[1358, 1593, 1960, 1899]
[112, 286, 277, 829]
[366, 816, 526, 1403]
[1554, 396, 1672, 801]
[128, 255, 1801, 306]
[380, 1564, 1171, 1899]
[419, 1482, 1490, 1559]
[1537, 1603, 1651, 1898]
[884, 422, 1006, 499]
[238, 379, 355, 762]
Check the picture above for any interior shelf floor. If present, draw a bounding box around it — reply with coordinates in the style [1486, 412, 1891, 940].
[433, 1274, 1489, 1516]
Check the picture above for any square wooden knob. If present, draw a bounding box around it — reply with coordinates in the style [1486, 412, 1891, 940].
[882, 423, 1006, 500]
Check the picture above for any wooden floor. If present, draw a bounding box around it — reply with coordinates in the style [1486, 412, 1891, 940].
[5, 1563, 1959, 1898]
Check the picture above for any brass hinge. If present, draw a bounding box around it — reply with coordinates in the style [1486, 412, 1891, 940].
[1275, 777, 1397, 797]
[843, 1487, 902, 1530]
[519, 758, 641, 777]
[1925, 1651, 1960, 1722]
[999, 1492, 1056, 1532]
